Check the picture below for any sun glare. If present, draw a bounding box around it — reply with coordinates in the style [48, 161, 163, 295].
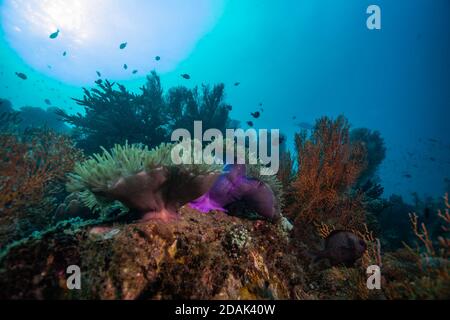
[1, 0, 224, 84]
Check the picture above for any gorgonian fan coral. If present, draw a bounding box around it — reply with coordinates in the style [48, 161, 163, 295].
[0, 130, 83, 247]
[287, 116, 367, 231]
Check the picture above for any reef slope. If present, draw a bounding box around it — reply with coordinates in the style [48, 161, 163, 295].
[0, 207, 306, 300]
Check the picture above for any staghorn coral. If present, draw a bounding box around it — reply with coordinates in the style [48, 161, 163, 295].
[0, 130, 83, 247]
[287, 116, 367, 233]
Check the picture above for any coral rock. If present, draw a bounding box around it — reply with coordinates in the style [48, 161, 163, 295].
[0, 208, 304, 300]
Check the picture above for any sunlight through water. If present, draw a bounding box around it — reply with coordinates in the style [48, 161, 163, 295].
[0, 0, 224, 84]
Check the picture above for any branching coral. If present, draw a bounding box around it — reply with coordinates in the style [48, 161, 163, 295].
[287, 116, 367, 230]
[56, 72, 237, 154]
[407, 193, 449, 259]
[382, 194, 450, 299]
[0, 130, 83, 247]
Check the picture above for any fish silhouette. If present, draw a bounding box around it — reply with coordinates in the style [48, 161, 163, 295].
[49, 29, 60, 39]
[15, 72, 27, 80]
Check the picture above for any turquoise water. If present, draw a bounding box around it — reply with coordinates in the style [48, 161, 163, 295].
[0, 0, 449, 200]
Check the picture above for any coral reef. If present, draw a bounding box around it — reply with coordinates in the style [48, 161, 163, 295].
[350, 128, 386, 184]
[381, 194, 449, 299]
[67, 139, 284, 222]
[0, 99, 70, 134]
[286, 116, 367, 237]
[18, 106, 70, 133]
[0, 99, 21, 133]
[0, 96, 448, 300]
[0, 208, 306, 300]
[56, 72, 237, 154]
[0, 130, 83, 248]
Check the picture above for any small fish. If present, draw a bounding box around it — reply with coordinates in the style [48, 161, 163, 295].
[403, 173, 412, 179]
[292, 116, 297, 120]
[311, 230, 366, 267]
[430, 157, 436, 162]
[251, 111, 260, 119]
[246, 121, 254, 127]
[63, 51, 67, 56]
[234, 82, 240, 86]
[96, 71, 102, 77]
[44, 99, 52, 105]
[15, 72, 27, 80]
[49, 29, 60, 39]
[119, 42, 128, 49]
[132, 70, 138, 74]
[181, 74, 191, 80]
[95, 79, 103, 85]
[123, 64, 128, 70]
[155, 56, 161, 61]
[259, 103, 263, 106]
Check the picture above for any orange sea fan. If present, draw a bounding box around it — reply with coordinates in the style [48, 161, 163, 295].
[287, 116, 367, 229]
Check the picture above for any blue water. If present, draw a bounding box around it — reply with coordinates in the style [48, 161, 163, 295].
[0, 0, 449, 200]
